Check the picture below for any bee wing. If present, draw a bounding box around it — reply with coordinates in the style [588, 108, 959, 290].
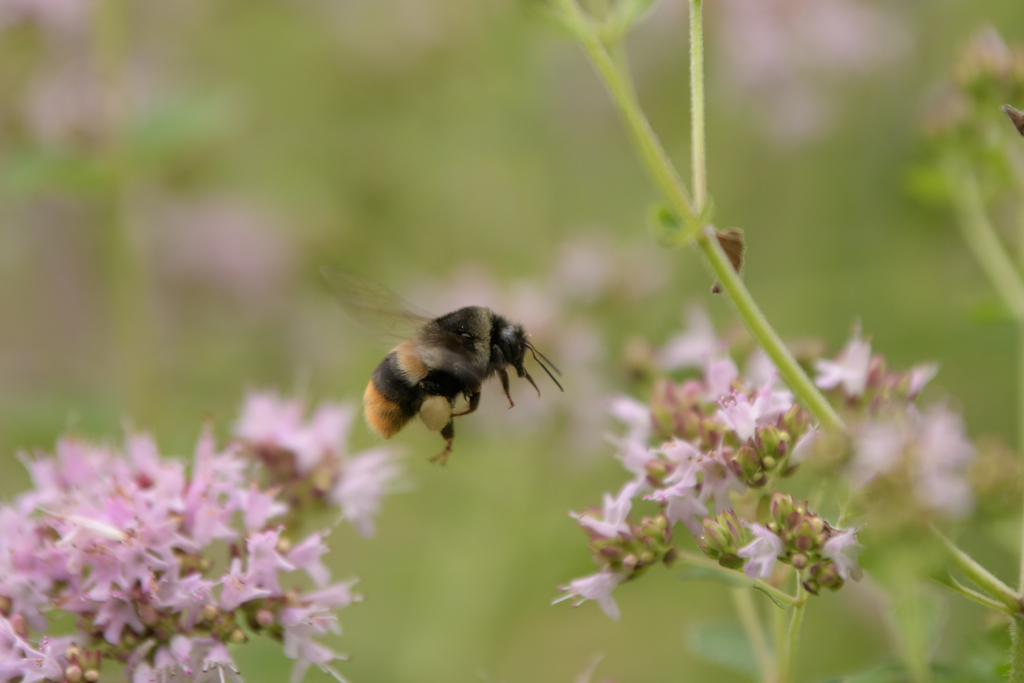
[416, 325, 487, 389]
[321, 267, 435, 343]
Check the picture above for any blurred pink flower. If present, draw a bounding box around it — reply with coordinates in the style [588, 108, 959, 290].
[151, 200, 295, 309]
[911, 405, 975, 518]
[815, 330, 872, 397]
[25, 63, 107, 147]
[0, 0, 92, 34]
[658, 305, 720, 371]
[329, 448, 403, 537]
[712, 0, 909, 142]
[852, 405, 975, 518]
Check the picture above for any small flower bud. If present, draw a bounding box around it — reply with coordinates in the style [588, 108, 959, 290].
[791, 552, 808, 570]
[0, 596, 11, 616]
[256, 609, 275, 628]
[276, 537, 292, 554]
[230, 627, 247, 643]
[718, 553, 745, 571]
[663, 546, 679, 568]
[66, 644, 81, 661]
[65, 665, 83, 683]
[84, 670, 100, 683]
[622, 554, 639, 570]
[761, 425, 782, 455]
[201, 604, 219, 622]
[639, 550, 655, 565]
[769, 492, 794, 522]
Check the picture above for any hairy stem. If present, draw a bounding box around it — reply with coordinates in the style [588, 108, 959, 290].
[689, 0, 706, 209]
[731, 587, 774, 683]
[946, 160, 1024, 321]
[1013, 619, 1024, 683]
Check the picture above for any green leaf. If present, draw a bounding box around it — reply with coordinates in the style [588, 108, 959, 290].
[903, 166, 951, 207]
[612, 0, 659, 28]
[649, 204, 690, 248]
[124, 95, 239, 173]
[686, 622, 759, 678]
[678, 565, 750, 588]
[1, 148, 114, 197]
[521, 2, 581, 39]
[969, 297, 1014, 325]
[753, 582, 790, 609]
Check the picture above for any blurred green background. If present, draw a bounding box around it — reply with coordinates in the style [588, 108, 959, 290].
[2, 0, 1024, 681]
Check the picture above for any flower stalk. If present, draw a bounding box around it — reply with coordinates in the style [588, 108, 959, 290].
[730, 587, 774, 683]
[777, 578, 807, 683]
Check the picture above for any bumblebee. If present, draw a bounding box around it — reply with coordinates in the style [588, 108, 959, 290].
[323, 269, 562, 464]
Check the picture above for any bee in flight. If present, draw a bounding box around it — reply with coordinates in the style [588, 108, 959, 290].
[323, 268, 563, 464]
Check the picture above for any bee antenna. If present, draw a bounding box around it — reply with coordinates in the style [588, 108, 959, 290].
[528, 347, 564, 392]
[525, 342, 562, 376]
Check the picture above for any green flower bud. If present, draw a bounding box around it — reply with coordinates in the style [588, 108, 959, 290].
[769, 492, 796, 523]
[761, 425, 782, 454]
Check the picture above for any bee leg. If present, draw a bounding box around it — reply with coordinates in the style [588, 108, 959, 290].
[498, 369, 515, 408]
[452, 389, 481, 417]
[429, 420, 455, 465]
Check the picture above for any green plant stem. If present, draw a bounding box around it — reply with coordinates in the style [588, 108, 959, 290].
[936, 574, 1015, 615]
[946, 160, 1024, 321]
[932, 526, 1022, 611]
[555, 0, 844, 432]
[688, 0, 706, 209]
[1012, 618, 1024, 683]
[696, 229, 844, 430]
[730, 587, 774, 683]
[777, 579, 807, 683]
[946, 157, 1024, 680]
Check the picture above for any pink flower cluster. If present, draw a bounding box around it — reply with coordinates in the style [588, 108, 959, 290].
[234, 391, 402, 537]
[555, 310, 866, 619]
[0, 391, 399, 683]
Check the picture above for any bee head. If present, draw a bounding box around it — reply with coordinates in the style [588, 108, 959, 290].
[494, 320, 563, 395]
[497, 323, 529, 373]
